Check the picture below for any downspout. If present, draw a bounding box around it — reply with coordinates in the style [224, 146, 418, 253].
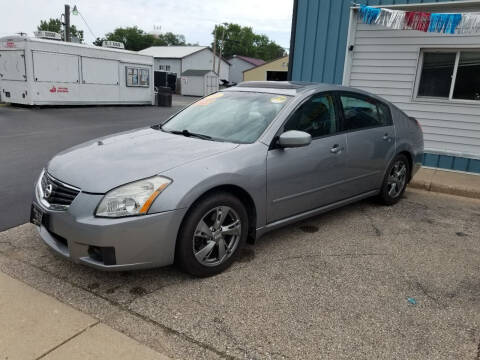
[287, 0, 299, 81]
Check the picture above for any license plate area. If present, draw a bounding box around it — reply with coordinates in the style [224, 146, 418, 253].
[30, 204, 50, 229]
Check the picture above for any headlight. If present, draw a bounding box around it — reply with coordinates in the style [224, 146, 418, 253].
[96, 176, 171, 218]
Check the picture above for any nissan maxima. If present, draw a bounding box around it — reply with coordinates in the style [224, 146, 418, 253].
[31, 82, 423, 277]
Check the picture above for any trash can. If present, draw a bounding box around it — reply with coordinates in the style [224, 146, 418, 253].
[157, 87, 172, 107]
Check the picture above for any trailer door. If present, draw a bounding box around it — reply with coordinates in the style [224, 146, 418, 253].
[0, 50, 26, 81]
[32, 51, 79, 83]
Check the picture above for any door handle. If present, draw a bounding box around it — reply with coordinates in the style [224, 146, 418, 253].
[383, 133, 391, 141]
[330, 144, 344, 154]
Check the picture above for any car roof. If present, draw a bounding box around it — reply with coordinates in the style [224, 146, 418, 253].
[222, 81, 388, 103]
[223, 81, 376, 97]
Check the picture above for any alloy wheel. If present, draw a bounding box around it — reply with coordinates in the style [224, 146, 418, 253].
[193, 206, 242, 267]
[387, 160, 407, 198]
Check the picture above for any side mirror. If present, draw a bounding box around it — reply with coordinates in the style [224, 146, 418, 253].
[278, 130, 312, 148]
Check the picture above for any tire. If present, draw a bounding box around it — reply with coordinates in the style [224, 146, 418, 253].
[378, 154, 410, 205]
[175, 192, 248, 277]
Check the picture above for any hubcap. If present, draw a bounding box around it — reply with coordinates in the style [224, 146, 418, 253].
[387, 160, 407, 198]
[193, 206, 241, 267]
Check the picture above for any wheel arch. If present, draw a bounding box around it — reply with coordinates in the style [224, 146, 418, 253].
[179, 184, 258, 245]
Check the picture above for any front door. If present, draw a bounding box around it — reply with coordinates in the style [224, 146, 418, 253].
[337, 93, 396, 195]
[266, 93, 349, 223]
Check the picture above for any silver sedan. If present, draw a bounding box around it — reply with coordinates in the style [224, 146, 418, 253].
[31, 82, 423, 277]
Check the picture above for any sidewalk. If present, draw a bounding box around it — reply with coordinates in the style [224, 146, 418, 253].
[0, 272, 169, 360]
[410, 167, 480, 199]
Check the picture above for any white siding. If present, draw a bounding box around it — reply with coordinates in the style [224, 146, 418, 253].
[154, 58, 181, 75]
[344, 14, 480, 159]
[183, 49, 229, 81]
[229, 58, 254, 83]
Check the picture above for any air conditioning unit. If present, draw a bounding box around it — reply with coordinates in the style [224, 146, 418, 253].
[34, 31, 62, 40]
[102, 41, 125, 49]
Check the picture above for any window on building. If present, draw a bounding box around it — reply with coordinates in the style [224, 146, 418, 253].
[165, 65, 171, 72]
[159, 65, 165, 70]
[417, 50, 480, 101]
[284, 94, 337, 138]
[126, 67, 149, 87]
[339, 94, 391, 131]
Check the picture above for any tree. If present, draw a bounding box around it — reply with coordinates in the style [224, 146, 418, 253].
[212, 23, 285, 61]
[93, 27, 187, 51]
[37, 18, 84, 43]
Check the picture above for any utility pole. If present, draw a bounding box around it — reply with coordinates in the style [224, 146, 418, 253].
[212, 30, 217, 73]
[64, 4, 71, 42]
[217, 26, 226, 77]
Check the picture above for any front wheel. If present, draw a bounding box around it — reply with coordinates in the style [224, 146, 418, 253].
[378, 154, 410, 205]
[175, 192, 248, 277]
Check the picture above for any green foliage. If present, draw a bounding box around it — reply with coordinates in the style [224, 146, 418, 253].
[37, 18, 84, 43]
[93, 27, 187, 51]
[212, 23, 286, 61]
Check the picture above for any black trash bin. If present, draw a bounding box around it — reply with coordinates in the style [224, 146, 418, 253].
[156, 86, 172, 107]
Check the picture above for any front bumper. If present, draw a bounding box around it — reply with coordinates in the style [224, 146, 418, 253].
[32, 190, 187, 271]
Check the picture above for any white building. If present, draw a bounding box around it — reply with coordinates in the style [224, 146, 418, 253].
[0, 35, 154, 106]
[228, 55, 265, 84]
[180, 70, 218, 97]
[139, 46, 230, 82]
[343, 2, 480, 172]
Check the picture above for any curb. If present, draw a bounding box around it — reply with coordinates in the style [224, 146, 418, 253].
[409, 168, 480, 199]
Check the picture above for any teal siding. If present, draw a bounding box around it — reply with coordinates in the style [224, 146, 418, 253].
[423, 154, 480, 174]
[290, 0, 461, 85]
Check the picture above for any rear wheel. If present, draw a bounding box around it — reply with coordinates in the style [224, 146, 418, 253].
[378, 154, 410, 205]
[176, 192, 248, 277]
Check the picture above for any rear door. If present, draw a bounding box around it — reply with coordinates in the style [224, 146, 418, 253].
[266, 93, 349, 223]
[336, 92, 396, 195]
[0, 50, 26, 81]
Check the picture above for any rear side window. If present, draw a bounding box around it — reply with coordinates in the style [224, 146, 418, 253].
[340, 94, 391, 131]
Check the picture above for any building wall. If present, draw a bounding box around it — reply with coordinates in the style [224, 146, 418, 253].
[343, 5, 480, 173]
[154, 58, 181, 74]
[229, 58, 255, 83]
[244, 56, 289, 81]
[183, 48, 230, 81]
[289, 0, 462, 85]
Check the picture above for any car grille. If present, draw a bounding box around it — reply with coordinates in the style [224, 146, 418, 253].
[40, 172, 80, 209]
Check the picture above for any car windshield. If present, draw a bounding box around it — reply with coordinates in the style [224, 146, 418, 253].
[160, 91, 291, 143]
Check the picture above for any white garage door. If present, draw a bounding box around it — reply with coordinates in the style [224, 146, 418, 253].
[33, 51, 79, 83]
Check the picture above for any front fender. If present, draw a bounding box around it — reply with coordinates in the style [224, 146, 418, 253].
[148, 143, 268, 229]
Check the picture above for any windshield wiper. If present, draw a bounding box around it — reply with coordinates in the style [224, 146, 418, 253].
[168, 129, 212, 140]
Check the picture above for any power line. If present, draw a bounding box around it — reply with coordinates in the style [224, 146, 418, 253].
[73, 6, 96, 39]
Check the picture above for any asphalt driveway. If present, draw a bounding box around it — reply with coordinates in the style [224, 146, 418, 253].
[0, 96, 195, 231]
[1, 189, 479, 359]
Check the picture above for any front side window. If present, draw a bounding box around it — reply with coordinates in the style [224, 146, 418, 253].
[284, 94, 337, 138]
[340, 95, 390, 131]
[417, 50, 480, 101]
[161, 91, 290, 143]
[126, 67, 149, 87]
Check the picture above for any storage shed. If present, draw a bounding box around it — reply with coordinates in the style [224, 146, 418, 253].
[0, 35, 154, 106]
[342, 2, 480, 173]
[180, 70, 218, 97]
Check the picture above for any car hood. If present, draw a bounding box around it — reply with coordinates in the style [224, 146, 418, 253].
[47, 127, 239, 193]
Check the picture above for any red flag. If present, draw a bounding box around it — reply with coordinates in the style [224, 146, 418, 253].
[405, 12, 431, 32]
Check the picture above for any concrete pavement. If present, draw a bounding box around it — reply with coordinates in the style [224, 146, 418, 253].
[0, 272, 169, 360]
[411, 167, 480, 199]
[1, 188, 479, 359]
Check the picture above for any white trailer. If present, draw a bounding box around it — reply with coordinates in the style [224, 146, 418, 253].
[0, 35, 154, 105]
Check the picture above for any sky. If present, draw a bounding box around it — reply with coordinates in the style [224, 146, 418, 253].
[3, 0, 294, 49]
